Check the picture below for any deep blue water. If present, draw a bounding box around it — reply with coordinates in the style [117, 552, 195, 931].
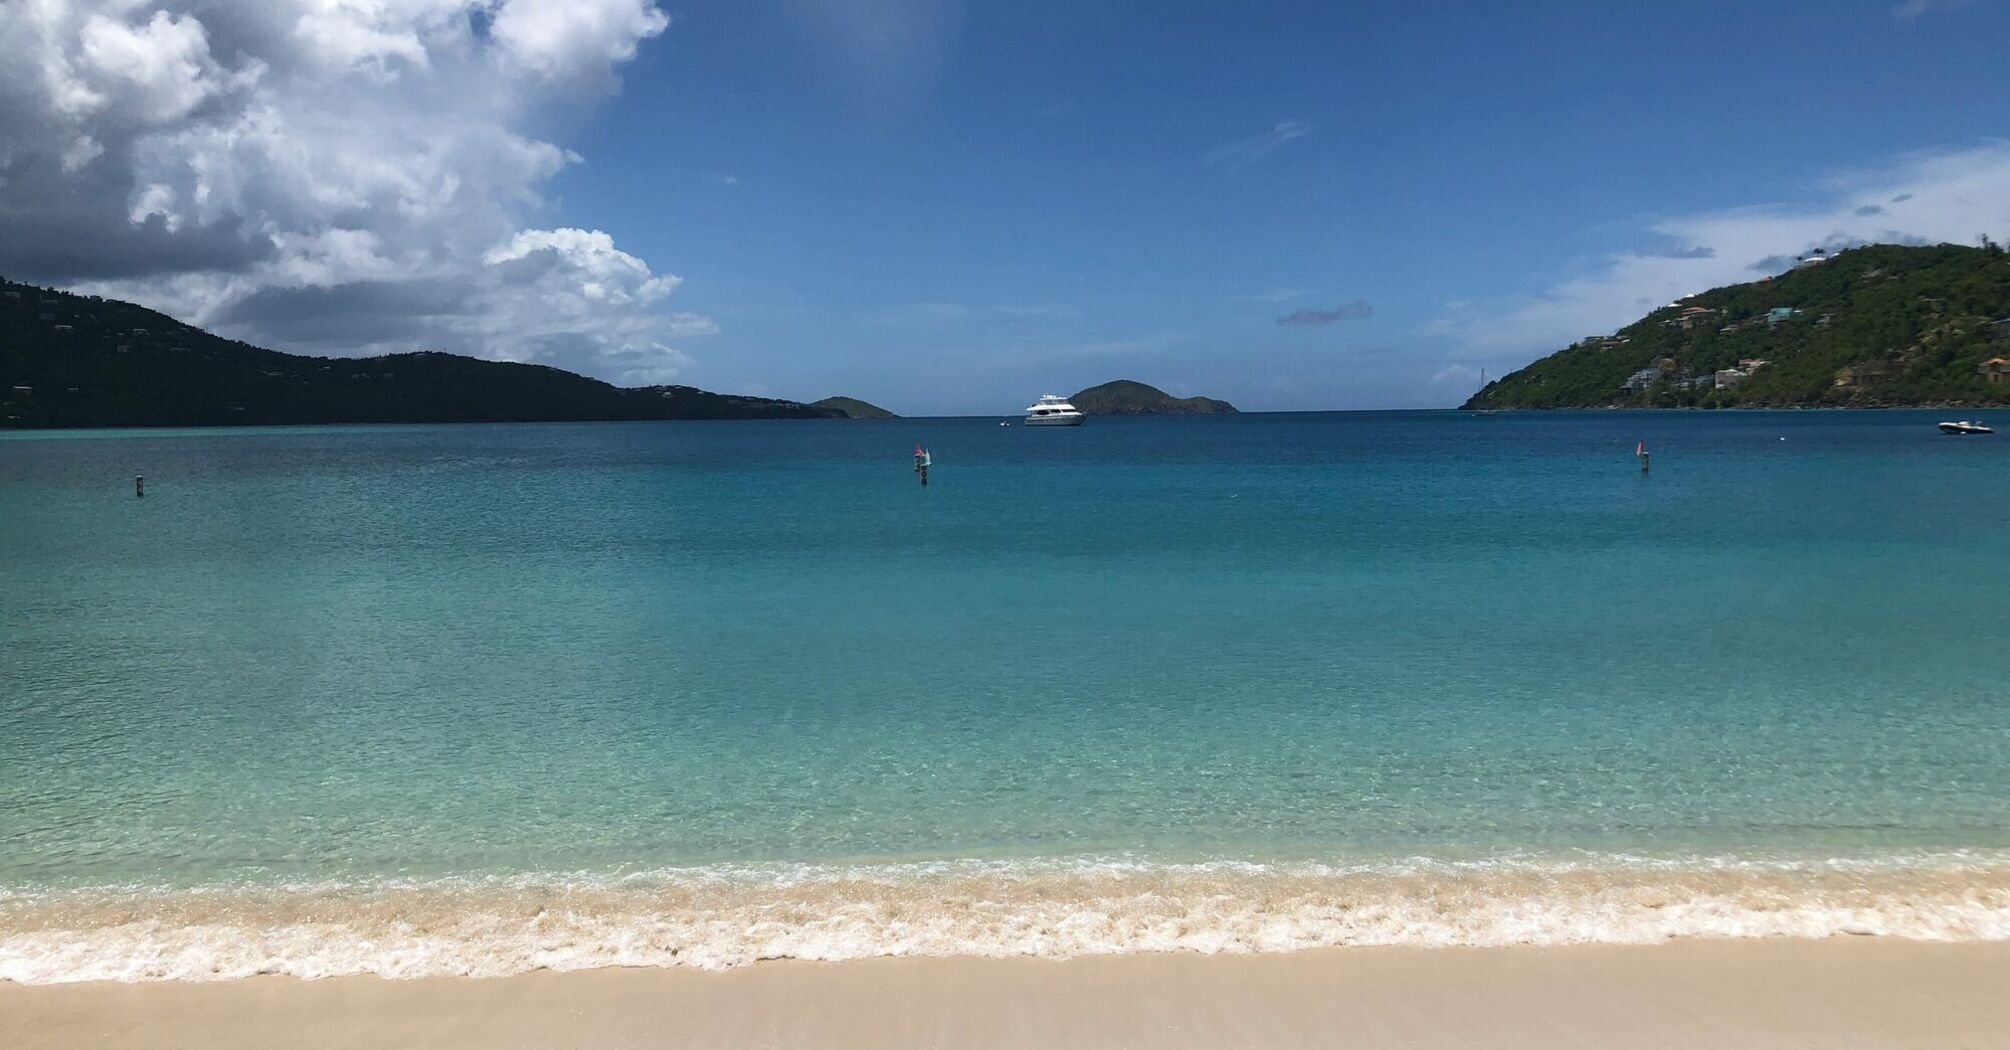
[3, 412, 2009, 979]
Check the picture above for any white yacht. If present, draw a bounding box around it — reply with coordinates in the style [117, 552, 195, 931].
[1938, 420, 1994, 435]
[1023, 394, 1086, 426]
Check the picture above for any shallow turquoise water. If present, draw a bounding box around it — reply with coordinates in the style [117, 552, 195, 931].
[3, 412, 2009, 979]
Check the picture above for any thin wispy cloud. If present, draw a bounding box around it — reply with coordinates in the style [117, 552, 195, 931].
[873, 301, 972, 325]
[871, 302, 1072, 326]
[992, 304, 1075, 320]
[1053, 339, 1159, 358]
[1205, 120, 1312, 171]
[787, 0, 969, 101]
[1277, 301, 1373, 327]
[1447, 142, 2010, 359]
[1892, 0, 1978, 21]
[1430, 363, 1482, 388]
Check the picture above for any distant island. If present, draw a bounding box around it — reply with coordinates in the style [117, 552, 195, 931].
[1469, 243, 2010, 410]
[811, 396, 898, 419]
[1070, 380, 1238, 415]
[0, 278, 843, 428]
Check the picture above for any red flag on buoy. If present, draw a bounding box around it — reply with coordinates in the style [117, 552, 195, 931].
[1636, 441, 1645, 456]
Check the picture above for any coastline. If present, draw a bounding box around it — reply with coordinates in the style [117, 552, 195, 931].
[6, 851, 2007, 984]
[7, 938, 2008, 1049]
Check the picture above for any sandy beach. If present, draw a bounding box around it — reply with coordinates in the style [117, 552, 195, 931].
[5, 938, 2008, 1049]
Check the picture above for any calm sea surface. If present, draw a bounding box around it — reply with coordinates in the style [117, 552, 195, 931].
[3, 411, 2008, 980]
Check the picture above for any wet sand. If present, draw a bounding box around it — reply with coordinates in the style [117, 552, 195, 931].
[5, 938, 2009, 1049]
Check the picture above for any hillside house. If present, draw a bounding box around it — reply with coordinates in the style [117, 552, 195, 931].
[1714, 368, 1750, 391]
[1671, 306, 1719, 331]
[1834, 361, 1896, 388]
[1979, 358, 2010, 385]
[1624, 368, 1661, 392]
[1738, 359, 1770, 372]
[1792, 249, 1830, 269]
[1765, 307, 1801, 327]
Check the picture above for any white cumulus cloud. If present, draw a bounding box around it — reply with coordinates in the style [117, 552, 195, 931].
[0, 0, 701, 383]
[491, 0, 669, 82]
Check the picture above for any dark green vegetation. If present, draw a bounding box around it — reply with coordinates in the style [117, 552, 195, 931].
[1070, 379, 1238, 415]
[0, 278, 839, 427]
[1468, 244, 2010, 410]
[811, 396, 898, 418]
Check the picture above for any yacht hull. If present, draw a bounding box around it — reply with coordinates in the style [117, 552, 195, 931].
[1023, 414, 1085, 426]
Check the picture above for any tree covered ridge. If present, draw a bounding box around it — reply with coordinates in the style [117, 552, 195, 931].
[1069, 379, 1238, 415]
[0, 278, 840, 428]
[1466, 244, 2010, 410]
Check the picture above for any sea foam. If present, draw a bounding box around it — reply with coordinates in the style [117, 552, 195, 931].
[4, 851, 2008, 984]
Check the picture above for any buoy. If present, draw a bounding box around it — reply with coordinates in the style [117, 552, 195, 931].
[135, 474, 145, 498]
[913, 444, 931, 487]
[1636, 442, 1650, 473]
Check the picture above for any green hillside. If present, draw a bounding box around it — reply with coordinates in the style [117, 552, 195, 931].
[812, 396, 898, 418]
[1469, 243, 2010, 409]
[0, 277, 840, 427]
[1070, 379, 1238, 415]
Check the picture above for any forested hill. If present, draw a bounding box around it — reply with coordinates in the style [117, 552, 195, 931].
[0, 278, 840, 428]
[812, 396, 898, 418]
[1467, 243, 2010, 410]
[1070, 380, 1238, 415]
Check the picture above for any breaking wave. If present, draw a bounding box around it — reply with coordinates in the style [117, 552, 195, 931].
[4, 851, 2008, 984]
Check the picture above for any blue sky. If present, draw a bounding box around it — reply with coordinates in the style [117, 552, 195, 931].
[6, 1, 2010, 412]
[553, 0, 2010, 412]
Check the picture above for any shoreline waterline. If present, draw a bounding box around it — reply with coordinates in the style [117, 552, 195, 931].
[5, 850, 2008, 985]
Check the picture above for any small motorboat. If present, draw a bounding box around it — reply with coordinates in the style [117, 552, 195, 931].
[1938, 420, 1994, 435]
[999, 420, 1011, 427]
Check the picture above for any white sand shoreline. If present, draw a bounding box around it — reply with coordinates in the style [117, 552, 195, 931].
[6, 938, 2009, 1049]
